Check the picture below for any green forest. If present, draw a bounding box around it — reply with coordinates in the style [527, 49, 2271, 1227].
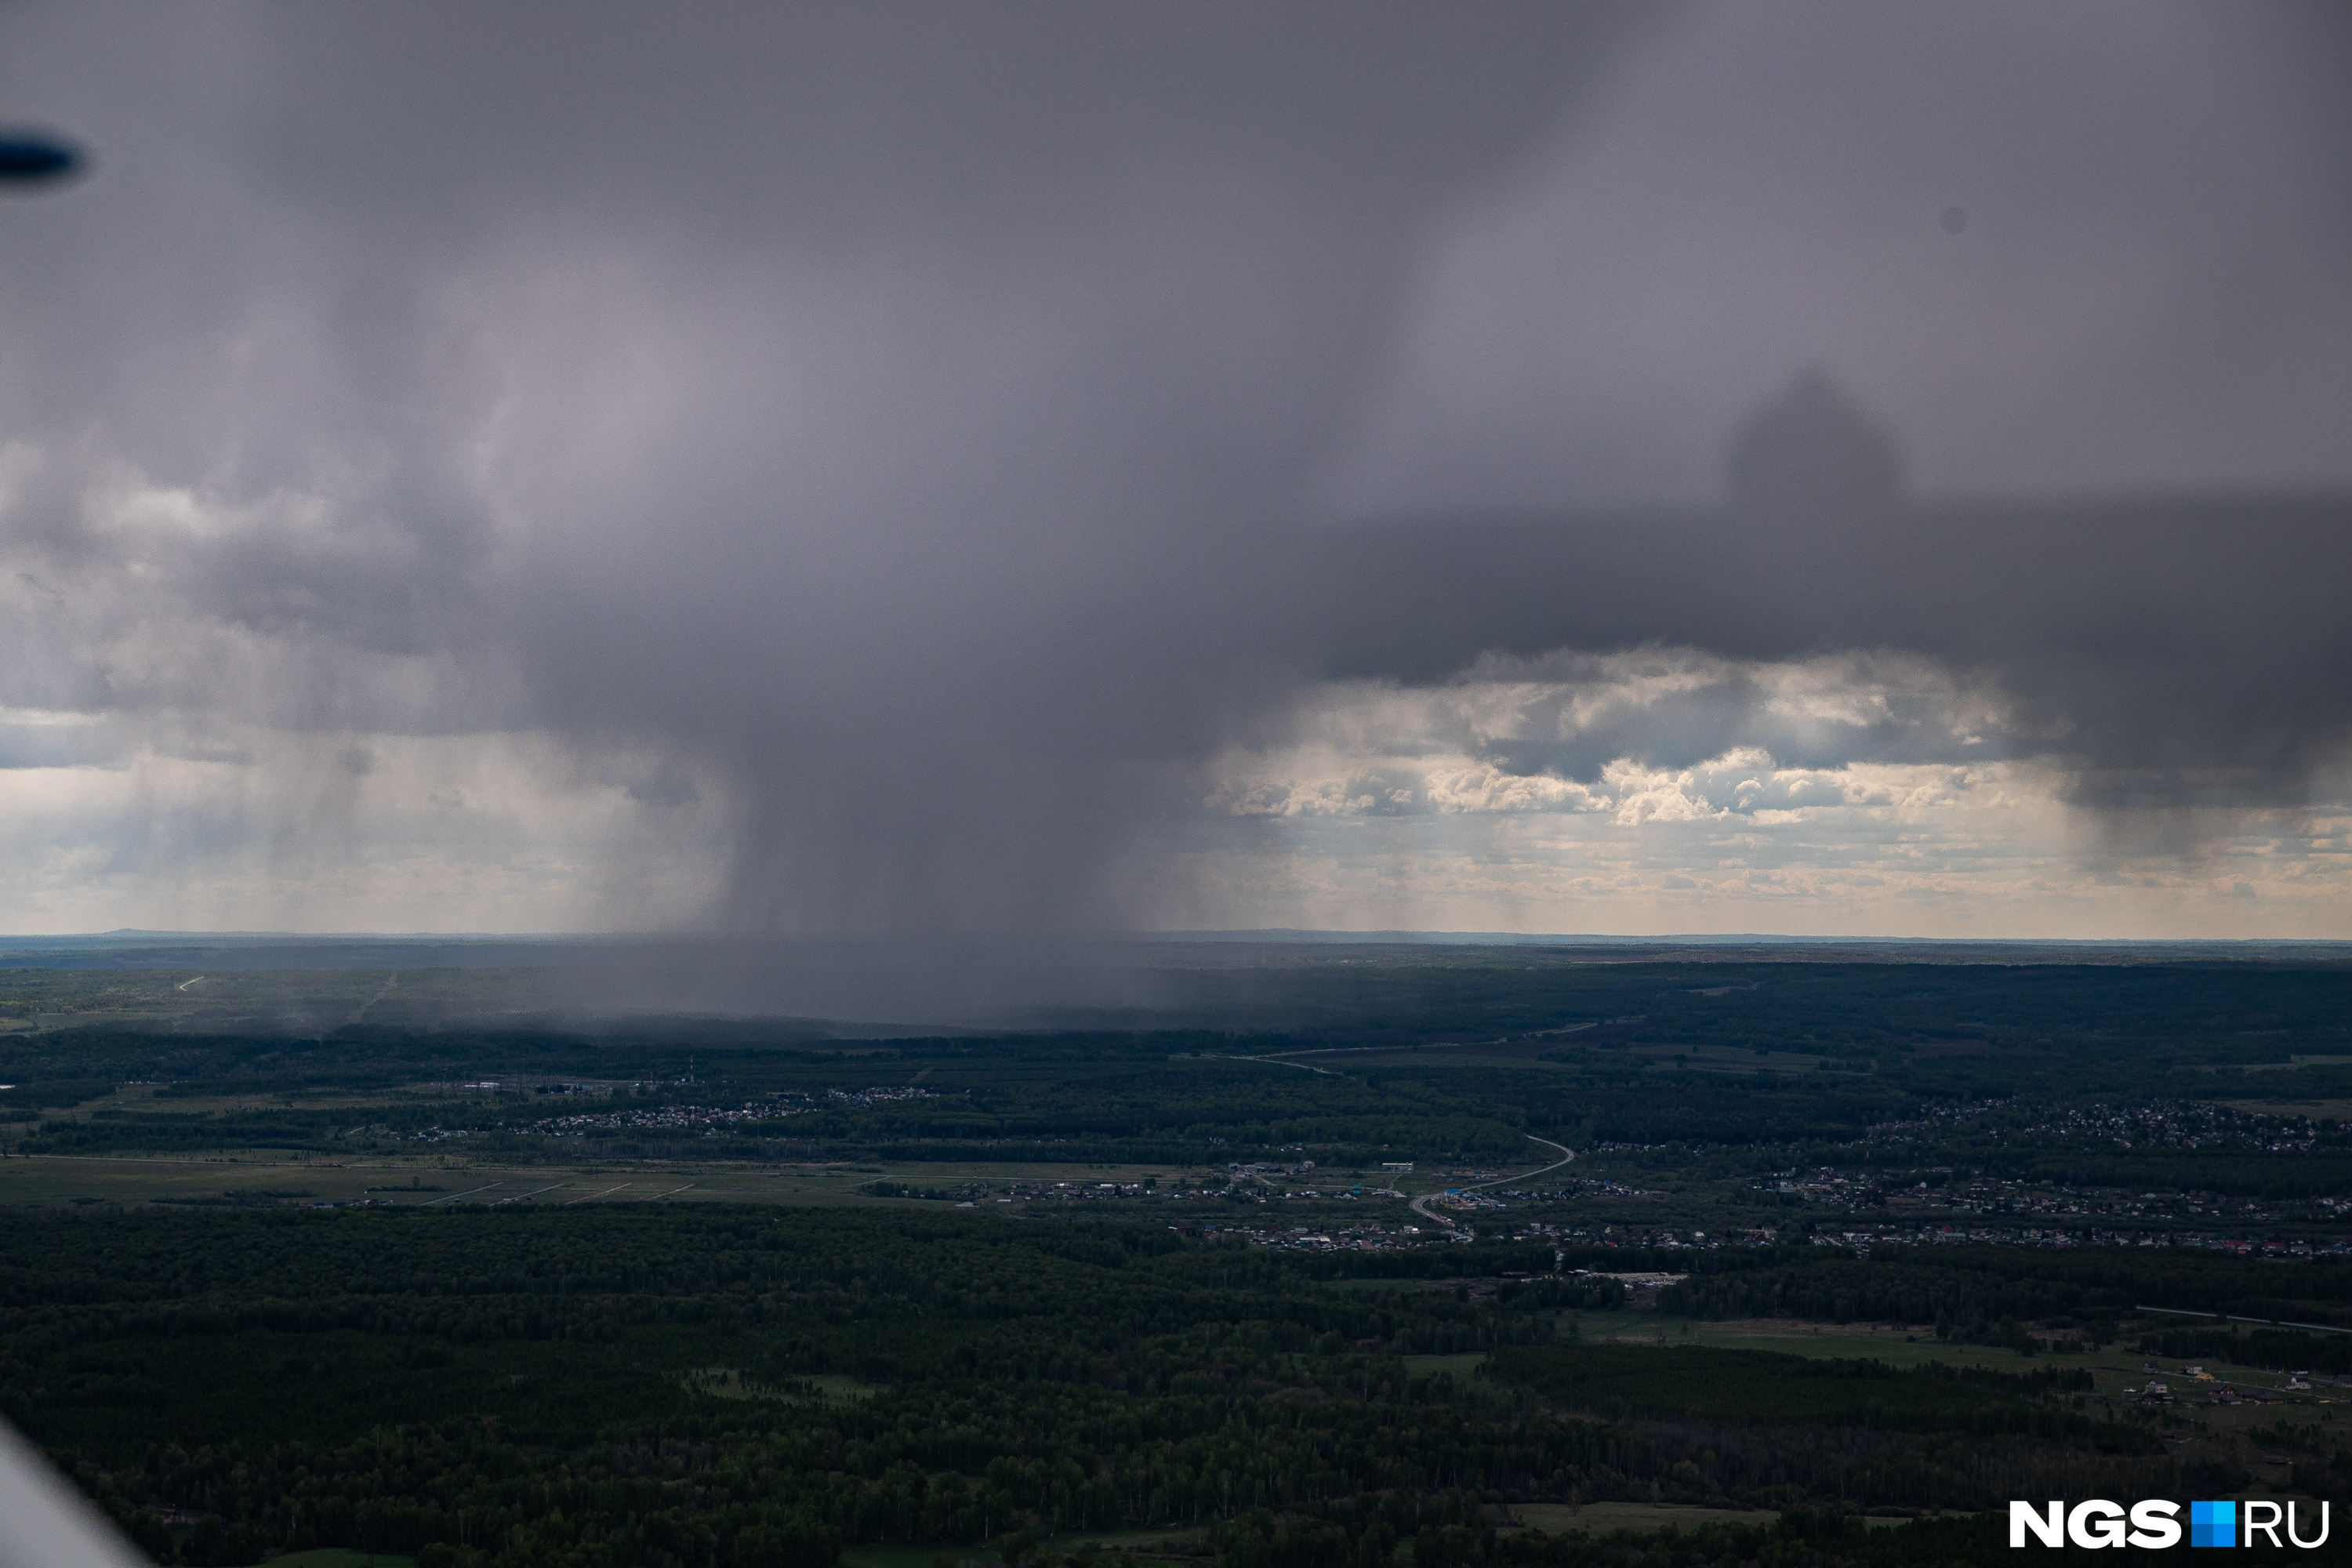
[4, 950, 2350, 1567]
[9, 1206, 2324, 1568]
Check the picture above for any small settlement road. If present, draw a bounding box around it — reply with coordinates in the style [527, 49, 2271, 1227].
[1410, 1134, 1573, 1231]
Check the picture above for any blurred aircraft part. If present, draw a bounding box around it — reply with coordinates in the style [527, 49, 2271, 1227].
[0, 1417, 148, 1568]
[0, 129, 80, 184]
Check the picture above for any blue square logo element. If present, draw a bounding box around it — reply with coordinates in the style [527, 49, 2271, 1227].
[2191, 1501, 2236, 1548]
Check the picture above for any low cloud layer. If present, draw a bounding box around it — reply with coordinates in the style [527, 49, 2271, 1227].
[0, 2, 2344, 935]
[1165, 659, 2350, 939]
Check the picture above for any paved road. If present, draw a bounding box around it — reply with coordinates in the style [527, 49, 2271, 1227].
[1410, 1134, 1573, 1231]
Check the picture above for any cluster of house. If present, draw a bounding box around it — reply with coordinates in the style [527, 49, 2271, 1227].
[2134, 1359, 2346, 1405]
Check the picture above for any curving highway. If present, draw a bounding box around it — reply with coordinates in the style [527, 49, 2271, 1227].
[1410, 1134, 1573, 1232]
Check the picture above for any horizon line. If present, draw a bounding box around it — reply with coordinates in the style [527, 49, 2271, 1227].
[0, 927, 2345, 947]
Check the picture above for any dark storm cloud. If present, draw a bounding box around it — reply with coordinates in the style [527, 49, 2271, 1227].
[1308, 0, 2352, 817]
[0, 1, 2343, 932]
[0, 0, 1657, 927]
[1318, 486, 2352, 810]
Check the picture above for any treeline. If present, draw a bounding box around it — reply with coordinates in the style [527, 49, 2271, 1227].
[1279, 1246, 1555, 1283]
[1900, 1146, 2352, 1202]
[2140, 1325, 2352, 1376]
[1223, 1506, 2027, 1568]
[14, 956, 2352, 1110]
[13, 961, 2352, 1196]
[5, 1048, 1544, 1167]
[1657, 1244, 2352, 1331]
[1484, 1344, 2113, 1441]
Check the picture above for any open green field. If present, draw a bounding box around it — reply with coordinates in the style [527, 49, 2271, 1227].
[1511, 1502, 1777, 1534]
[0, 1152, 924, 1207]
[1367, 1309, 2336, 1399]
[1507, 1504, 1927, 1535]
[686, 1370, 884, 1403]
[840, 1542, 954, 1568]
[1378, 1316, 2334, 1402]
[1561, 1310, 2042, 1370]
[844, 1527, 1203, 1568]
[1618, 1043, 1827, 1075]
[0, 1152, 1351, 1209]
[1567, 1309, 2348, 1399]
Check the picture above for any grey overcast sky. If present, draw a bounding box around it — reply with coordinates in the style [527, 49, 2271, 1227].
[0, 1, 2346, 938]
